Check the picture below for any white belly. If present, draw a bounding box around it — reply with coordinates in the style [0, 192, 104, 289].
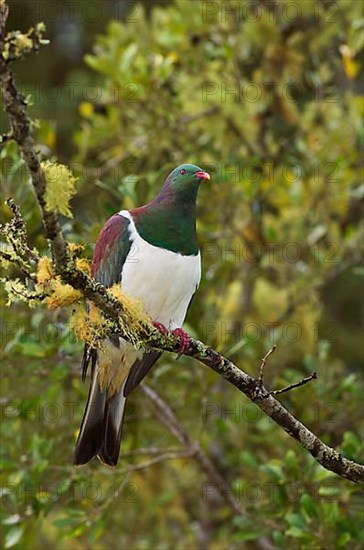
[118, 210, 201, 329]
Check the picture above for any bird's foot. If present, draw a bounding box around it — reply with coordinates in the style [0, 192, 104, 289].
[171, 327, 190, 359]
[152, 323, 190, 358]
[152, 321, 169, 336]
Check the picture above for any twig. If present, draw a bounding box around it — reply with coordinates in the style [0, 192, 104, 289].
[0, 250, 13, 263]
[1, 22, 49, 62]
[0, 200, 38, 279]
[256, 345, 317, 399]
[268, 372, 318, 397]
[4, 199, 38, 258]
[119, 446, 188, 458]
[258, 345, 276, 384]
[97, 471, 133, 512]
[118, 449, 195, 475]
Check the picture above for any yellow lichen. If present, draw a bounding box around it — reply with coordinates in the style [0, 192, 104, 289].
[42, 160, 78, 217]
[45, 279, 83, 309]
[2, 278, 43, 307]
[71, 304, 107, 347]
[2, 32, 32, 60]
[35, 22, 46, 34]
[37, 256, 54, 284]
[70, 286, 152, 350]
[0, 257, 12, 270]
[15, 33, 33, 50]
[68, 242, 84, 254]
[36, 252, 89, 311]
[2, 23, 49, 61]
[75, 258, 91, 274]
[109, 284, 153, 346]
[111, 284, 151, 323]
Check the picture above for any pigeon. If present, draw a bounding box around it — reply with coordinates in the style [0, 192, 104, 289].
[74, 164, 210, 466]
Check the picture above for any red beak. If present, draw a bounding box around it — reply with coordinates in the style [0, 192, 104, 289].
[195, 170, 210, 180]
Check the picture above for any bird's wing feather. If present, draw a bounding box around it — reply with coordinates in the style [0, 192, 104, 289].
[124, 351, 161, 396]
[82, 214, 132, 379]
[92, 213, 132, 286]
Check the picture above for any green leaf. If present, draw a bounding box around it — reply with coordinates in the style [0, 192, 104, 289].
[88, 517, 106, 544]
[1, 515, 21, 526]
[337, 532, 352, 547]
[285, 526, 310, 539]
[239, 450, 259, 467]
[323, 502, 340, 524]
[264, 463, 283, 480]
[65, 509, 87, 517]
[300, 493, 318, 519]
[284, 449, 298, 469]
[272, 530, 285, 544]
[120, 43, 138, 72]
[341, 431, 362, 458]
[53, 517, 79, 528]
[4, 526, 24, 548]
[285, 513, 307, 529]
[233, 530, 264, 542]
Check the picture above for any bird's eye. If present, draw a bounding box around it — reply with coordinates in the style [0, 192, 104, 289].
[179, 169, 186, 175]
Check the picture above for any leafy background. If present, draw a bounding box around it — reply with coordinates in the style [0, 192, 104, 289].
[1, 0, 363, 548]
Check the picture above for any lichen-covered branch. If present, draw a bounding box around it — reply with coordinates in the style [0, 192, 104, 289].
[0, 2, 68, 268]
[0, 0, 363, 484]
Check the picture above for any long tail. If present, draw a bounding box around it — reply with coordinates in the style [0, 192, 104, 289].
[97, 386, 127, 466]
[74, 349, 161, 467]
[74, 362, 127, 467]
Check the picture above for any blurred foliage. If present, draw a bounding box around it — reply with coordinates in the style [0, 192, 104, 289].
[1, 0, 364, 548]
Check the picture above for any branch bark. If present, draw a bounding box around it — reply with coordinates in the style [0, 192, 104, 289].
[1, 1, 363, 485]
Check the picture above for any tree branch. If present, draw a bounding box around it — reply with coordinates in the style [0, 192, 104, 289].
[268, 371, 318, 397]
[141, 383, 244, 516]
[0, 1, 363, 485]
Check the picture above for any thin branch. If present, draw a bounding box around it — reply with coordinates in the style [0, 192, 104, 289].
[256, 345, 317, 397]
[0, 5, 68, 271]
[5, 198, 39, 262]
[269, 372, 318, 397]
[141, 383, 244, 516]
[182, 345, 363, 483]
[0, 250, 13, 262]
[258, 345, 276, 385]
[1, 1, 363, 485]
[120, 446, 189, 458]
[0, 248, 34, 279]
[97, 471, 133, 512]
[0, 198, 39, 280]
[118, 450, 195, 475]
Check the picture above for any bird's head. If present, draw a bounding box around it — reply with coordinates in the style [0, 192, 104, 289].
[161, 163, 210, 202]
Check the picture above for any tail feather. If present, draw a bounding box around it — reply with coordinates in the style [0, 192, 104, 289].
[97, 386, 127, 467]
[74, 365, 106, 466]
[74, 357, 127, 467]
[74, 351, 161, 467]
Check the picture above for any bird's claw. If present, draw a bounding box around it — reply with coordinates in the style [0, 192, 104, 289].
[152, 322, 190, 358]
[171, 328, 190, 358]
[152, 321, 169, 336]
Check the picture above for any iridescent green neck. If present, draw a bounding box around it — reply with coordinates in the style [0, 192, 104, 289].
[131, 185, 199, 255]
